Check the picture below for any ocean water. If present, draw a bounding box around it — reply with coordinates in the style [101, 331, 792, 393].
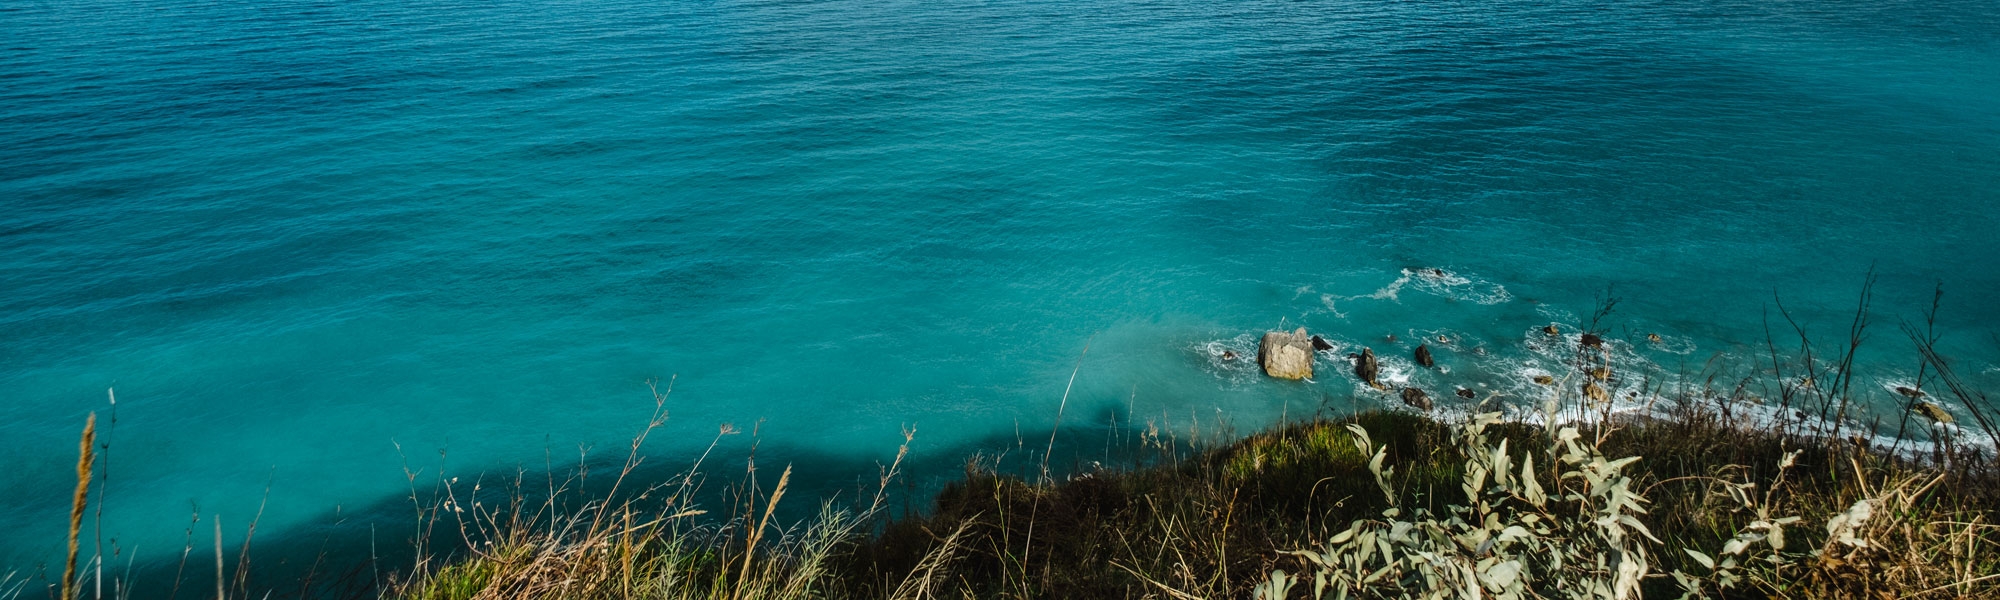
[4, 0, 2000, 578]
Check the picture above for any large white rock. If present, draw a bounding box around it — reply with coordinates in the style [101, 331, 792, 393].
[1258, 327, 1316, 380]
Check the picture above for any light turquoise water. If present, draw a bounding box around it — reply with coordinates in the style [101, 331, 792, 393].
[4, 0, 1999, 578]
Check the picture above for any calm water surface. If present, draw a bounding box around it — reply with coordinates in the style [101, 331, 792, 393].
[4, 0, 1999, 575]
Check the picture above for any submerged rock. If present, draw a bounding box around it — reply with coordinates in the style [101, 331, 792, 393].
[1580, 333, 1604, 348]
[1400, 387, 1433, 411]
[1355, 347, 1382, 389]
[1647, 333, 1663, 344]
[1542, 324, 1561, 336]
[1414, 344, 1435, 368]
[1220, 350, 1238, 361]
[1896, 386, 1925, 399]
[1310, 334, 1334, 351]
[1456, 387, 1477, 400]
[1533, 375, 1556, 386]
[1257, 328, 1316, 380]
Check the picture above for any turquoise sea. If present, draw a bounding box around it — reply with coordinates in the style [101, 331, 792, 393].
[4, 0, 1999, 582]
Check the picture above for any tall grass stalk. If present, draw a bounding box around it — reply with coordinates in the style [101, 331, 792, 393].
[61, 413, 97, 600]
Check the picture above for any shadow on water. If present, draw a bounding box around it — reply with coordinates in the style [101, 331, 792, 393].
[87, 397, 1294, 600]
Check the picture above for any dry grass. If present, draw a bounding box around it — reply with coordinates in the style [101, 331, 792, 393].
[384, 380, 929, 600]
[832, 408, 1995, 599]
[61, 413, 98, 600]
[21, 394, 1998, 600]
[21, 287, 2000, 600]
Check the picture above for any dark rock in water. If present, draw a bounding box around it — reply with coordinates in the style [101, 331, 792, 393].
[1542, 324, 1561, 336]
[1414, 344, 1435, 368]
[1532, 375, 1555, 386]
[1310, 334, 1334, 351]
[1580, 333, 1603, 348]
[1455, 387, 1476, 400]
[1400, 387, 1433, 411]
[1220, 350, 1238, 361]
[1647, 333, 1663, 344]
[1257, 328, 1315, 380]
[1896, 386, 1925, 399]
[1355, 348, 1381, 389]
[1385, 333, 1398, 343]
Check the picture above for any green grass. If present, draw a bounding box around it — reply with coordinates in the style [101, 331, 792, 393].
[27, 287, 2000, 600]
[24, 396, 1999, 600]
[832, 408, 1999, 599]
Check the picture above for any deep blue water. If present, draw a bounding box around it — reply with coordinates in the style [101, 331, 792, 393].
[5, 0, 2000, 575]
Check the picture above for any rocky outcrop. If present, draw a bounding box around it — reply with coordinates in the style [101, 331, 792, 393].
[1310, 334, 1334, 351]
[1914, 402, 1954, 424]
[1401, 387, 1433, 411]
[1414, 344, 1435, 368]
[1355, 348, 1383, 389]
[1257, 328, 1316, 380]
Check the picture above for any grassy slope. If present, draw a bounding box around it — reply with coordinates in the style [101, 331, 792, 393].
[382, 406, 1997, 600]
[834, 409, 1999, 599]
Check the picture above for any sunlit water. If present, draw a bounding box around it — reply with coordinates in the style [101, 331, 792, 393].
[4, 0, 1999, 579]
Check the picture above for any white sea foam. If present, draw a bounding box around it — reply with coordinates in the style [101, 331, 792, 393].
[1879, 379, 1924, 398]
[1645, 332, 1698, 355]
[1353, 271, 1411, 302]
[1408, 328, 1473, 351]
[1376, 356, 1416, 387]
[1342, 267, 1513, 306]
[1533, 304, 1578, 323]
[1478, 358, 2000, 462]
[1319, 293, 1349, 319]
[1406, 267, 1513, 305]
[1194, 333, 1263, 385]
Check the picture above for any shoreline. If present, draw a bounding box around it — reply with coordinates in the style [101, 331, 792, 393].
[29, 376, 1993, 600]
[15, 297, 2000, 599]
